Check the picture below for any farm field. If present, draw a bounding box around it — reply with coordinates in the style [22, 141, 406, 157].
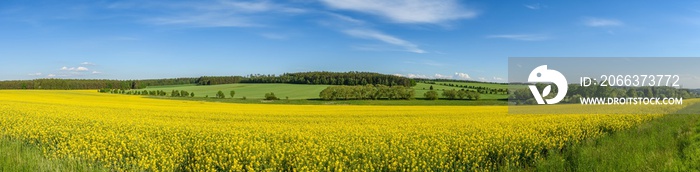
[140, 83, 330, 99]
[139, 82, 510, 100]
[0, 90, 693, 171]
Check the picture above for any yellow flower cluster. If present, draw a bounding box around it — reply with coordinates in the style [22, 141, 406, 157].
[0, 90, 688, 171]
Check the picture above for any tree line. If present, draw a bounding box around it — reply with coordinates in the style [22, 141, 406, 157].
[423, 89, 481, 100]
[431, 82, 507, 95]
[0, 71, 416, 90]
[319, 85, 415, 100]
[100, 89, 195, 97]
[199, 71, 416, 87]
[510, 83, 698, 105]
[0, 78, 197, 90]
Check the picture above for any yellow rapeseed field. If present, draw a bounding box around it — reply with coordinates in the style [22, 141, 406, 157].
[0, 90, 690, 171]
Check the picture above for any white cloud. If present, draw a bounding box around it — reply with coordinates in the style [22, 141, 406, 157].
[478, 77, 486, 81]
[524, 4, 542, 10]
[487, 34, 550, 41]
[61, 66, 89, 71]
[92, 71, 102, 74]
[408, 74, 428, 78]
[493, 77, 504, 81]
[320, 0, 476, 24]
[28, 73, 42, 76]
[76, 67, 89, 71]
[394, 73, 429, 78]
[80, 62, 95, 65]
[434, 73, 453, 79]
[454, 72, 471, 79]
[47, 74, 56, 77]
[582, 17, 623, 27]
[343, 29, 426, 53]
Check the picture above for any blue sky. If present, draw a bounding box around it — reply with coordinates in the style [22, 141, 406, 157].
[1, 0, 700, 82]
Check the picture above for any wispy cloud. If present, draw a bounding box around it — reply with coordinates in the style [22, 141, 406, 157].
[80, 62, 95, 65]
[320, 0, 477, 24]
[487, 34, 550, 41]
[404, 61, 444, 67]
[92, 71, 102, 74]
[47, 74, 56, 77]
[524, 3, 542, 10]
[28, 72, 42, 76]
[120, 1, 305, 28]
[327, 13, 366, 25]
[259, 33, 289, 40]
[493, 76, 503, 81]
[582, 17, 623, 27]
[343, 29, 426, 53]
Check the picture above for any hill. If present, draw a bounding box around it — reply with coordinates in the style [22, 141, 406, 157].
[139, 82, 512, 100]
[140, 83, 329, 99]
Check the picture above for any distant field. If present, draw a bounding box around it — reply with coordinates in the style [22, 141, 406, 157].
[140, 83, 330, 99]
[413, 83, 508, 100]
[142, 82, 512, 100]
[432, 81, 511, 89]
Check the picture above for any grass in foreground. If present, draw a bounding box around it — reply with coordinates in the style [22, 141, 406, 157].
[0, 138, 105, 172]
[534, 102, 700, 171]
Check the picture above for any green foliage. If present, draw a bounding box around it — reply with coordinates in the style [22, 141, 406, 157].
[0, 138, 107, 172]
[441, 89, 480, 100]
[424, 90, 439, 100]
[0, 71, 416, 90]
[230, 90, 235, 98]
[264, 92, 279, 100]
[320, 85, 414, 100]
[510, 83, 697, 105]
[0, 78, 197, 90]
[535, 103, 700, 171]
[216, 91, 225, 99]
[247, 71, 415, 87]
[140, 83, 329, 99]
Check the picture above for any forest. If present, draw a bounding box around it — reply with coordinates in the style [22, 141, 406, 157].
[0, 71, 414, 90]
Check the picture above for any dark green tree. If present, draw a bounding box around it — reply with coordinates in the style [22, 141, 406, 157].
[424, 90, 439, 100]
[216, 90, 225, 99]
[264, 92, 279, 100]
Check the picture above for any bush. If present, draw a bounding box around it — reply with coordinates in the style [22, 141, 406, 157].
[424, 90, 439, 100]
[264, 92, 279, 100]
